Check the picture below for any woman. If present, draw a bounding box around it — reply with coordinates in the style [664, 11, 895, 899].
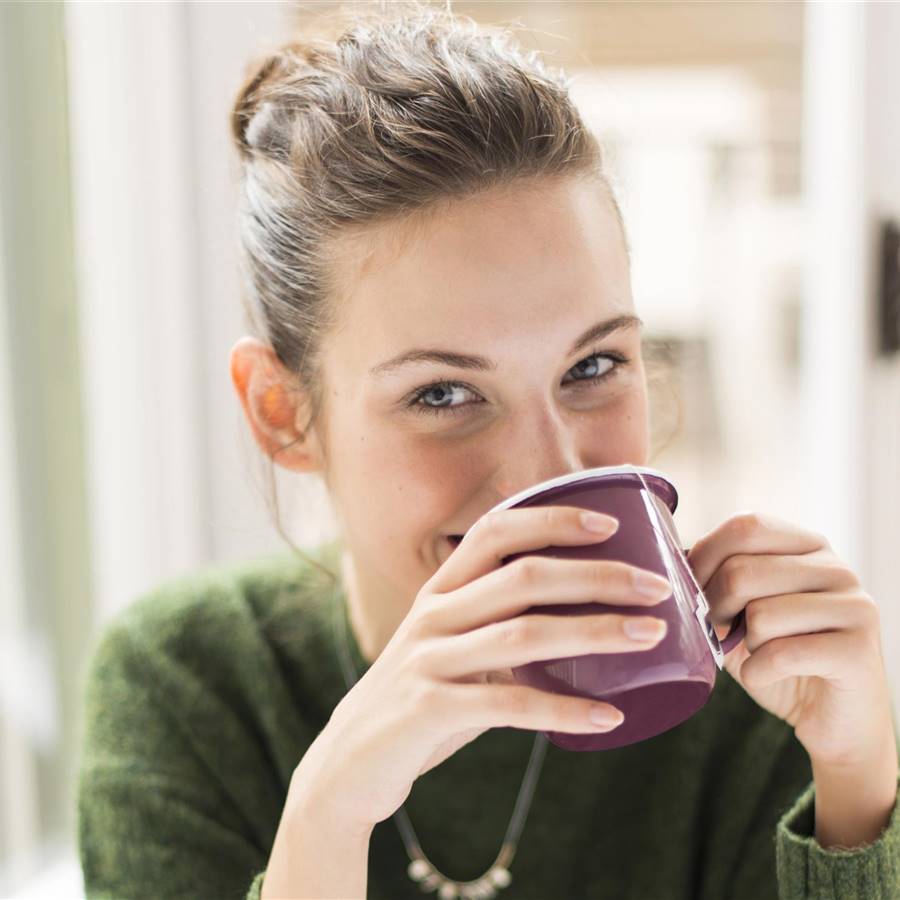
[77, 3, 900, 898]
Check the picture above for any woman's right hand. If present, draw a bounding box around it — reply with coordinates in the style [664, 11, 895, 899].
[294, 505, 673, 832]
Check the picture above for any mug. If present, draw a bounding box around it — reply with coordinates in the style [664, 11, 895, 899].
[483, 464, 746, 752]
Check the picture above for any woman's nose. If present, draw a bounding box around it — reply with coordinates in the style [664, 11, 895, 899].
[491, 405, 585, 500]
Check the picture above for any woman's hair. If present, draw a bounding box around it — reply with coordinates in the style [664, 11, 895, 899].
[228, 0, 678, 579]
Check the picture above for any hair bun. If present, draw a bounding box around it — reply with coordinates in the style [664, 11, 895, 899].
[243, 100, 292, 159]
[231, 51, 291, 160]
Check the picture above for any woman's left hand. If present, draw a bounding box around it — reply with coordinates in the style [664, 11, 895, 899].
[687, 512, 896, 769]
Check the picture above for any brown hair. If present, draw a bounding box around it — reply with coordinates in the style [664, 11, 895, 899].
[228, 0, 675, 579]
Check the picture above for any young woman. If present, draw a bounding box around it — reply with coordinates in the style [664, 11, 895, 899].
[77, 3, 900, 898]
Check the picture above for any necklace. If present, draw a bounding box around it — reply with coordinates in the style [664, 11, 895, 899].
[331, 579, 548, 900]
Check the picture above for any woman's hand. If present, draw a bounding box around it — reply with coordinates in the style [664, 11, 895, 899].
[687, 511, 897, 770]
[299, 505, 674, 832]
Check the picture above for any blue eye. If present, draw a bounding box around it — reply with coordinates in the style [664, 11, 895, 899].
[405, 349, 629, 417]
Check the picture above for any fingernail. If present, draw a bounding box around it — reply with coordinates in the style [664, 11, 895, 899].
[589, 704, 624, 726]
[633, 570, 671, 598]
[581, 511, 618, 534]
[624, 617, 667, 640]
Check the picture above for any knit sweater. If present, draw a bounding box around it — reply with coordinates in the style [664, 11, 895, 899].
[77, 537, 900, 900]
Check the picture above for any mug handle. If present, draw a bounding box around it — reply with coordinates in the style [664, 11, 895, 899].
[684, 546, 747, 655]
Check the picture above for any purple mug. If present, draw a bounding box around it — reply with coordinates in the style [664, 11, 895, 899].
[483, 464, 746, 752]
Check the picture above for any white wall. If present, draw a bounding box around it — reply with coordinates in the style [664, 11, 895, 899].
[862, 3, 900, 700]
[803, 1, 900, 701]
[64, 1, 312, 627]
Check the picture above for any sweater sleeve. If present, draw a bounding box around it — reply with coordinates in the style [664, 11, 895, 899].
[77, 596, 290, 900]
[774, 770, 900, 900]
[247, 872, 266, 899]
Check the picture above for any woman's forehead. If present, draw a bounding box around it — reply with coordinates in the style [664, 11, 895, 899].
[329, 179, 632, 350]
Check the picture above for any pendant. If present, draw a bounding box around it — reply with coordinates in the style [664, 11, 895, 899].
[408, 857, 513, 899]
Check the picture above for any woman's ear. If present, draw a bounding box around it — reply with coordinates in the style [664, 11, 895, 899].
[229, 336, 325, 474]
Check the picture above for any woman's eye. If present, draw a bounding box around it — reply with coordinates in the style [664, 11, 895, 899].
[404, 350, 628, 417]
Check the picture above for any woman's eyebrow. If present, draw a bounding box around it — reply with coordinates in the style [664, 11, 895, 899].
[369, 314, 643, 377]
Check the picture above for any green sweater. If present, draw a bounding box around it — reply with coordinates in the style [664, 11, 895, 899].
[77, 538, 900, 900]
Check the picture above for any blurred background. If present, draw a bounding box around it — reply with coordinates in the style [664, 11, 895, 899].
[1, 0, 898, 895]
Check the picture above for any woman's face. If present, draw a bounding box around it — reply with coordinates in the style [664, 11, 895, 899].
[317, 176, 650, 605]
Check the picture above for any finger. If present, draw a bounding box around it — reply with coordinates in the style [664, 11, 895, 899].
[428, 612, 668, 679]
[426, 505, 619, 595]
[456, 668, 517, 687]
[445, 680, 626, 733]
[687, 512, 828, 592]
[483, 668, 516, 686]
[736, 591, 879, 654]
[739, 627, 882, 693]
[422, 555, 672, 635]
[703, 550, 861, 626]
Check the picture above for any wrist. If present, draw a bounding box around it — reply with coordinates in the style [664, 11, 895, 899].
[289, 734, 377, 840]
[811, 730, 899, 849]
[261, 757, 373, 900]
